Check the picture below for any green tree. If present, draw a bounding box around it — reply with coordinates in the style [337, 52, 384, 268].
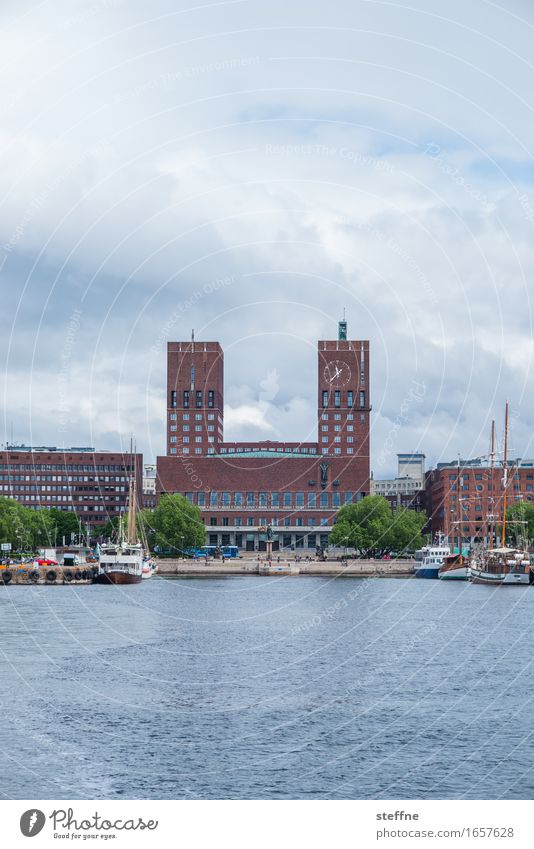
[329, 495, 425, 557]
[0, 497, 55, 552]
[504, 502, 534, 546]
[147, 494, 204, 552]
[48, 508, 84, 545]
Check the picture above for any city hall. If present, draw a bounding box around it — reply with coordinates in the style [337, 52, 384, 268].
[156, 320, 371, 552]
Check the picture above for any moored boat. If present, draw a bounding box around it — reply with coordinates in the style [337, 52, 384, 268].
[438, 552, 469, 580]
[94, 447, 143, 585]
[414, 534, 451, 578]
[470, 547, 530, 585]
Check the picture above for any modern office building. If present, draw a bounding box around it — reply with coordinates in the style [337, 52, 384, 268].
[157, 321, 371, 551]
[0, 446, 143, 526]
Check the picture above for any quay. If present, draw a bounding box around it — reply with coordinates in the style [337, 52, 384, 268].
[155, 557, 415, 578]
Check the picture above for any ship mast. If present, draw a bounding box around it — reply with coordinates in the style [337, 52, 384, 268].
[489, 418, 495, 551]
[127, 439, 137, 545]
[501, 401, 509, 548]
[456, 455, 462, 564]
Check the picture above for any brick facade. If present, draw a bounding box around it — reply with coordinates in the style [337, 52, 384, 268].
[0, 448, 143, 526]
[157, 326, 371, 551]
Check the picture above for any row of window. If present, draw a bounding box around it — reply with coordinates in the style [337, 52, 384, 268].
[183, 491, 359, 508]
[209, 516, 331, 527]
[170, 390, 216, 409]
[322, 390, 366, 408]
[169, 413, 219, 422]
[169, 425, 216, 432]
[0, 463, 132, 472]
[169, 445, 357, 455]
[2, 475, 126, 484]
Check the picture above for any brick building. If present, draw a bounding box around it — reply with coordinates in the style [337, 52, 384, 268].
[425, 457, 534, 546]
[157, 322, 371, 551]
[0, 446, 143, 527]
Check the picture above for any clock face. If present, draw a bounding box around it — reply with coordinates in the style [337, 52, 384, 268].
[324, 360, 351, 387]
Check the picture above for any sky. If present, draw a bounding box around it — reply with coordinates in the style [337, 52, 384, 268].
[1, 0, 534, 474]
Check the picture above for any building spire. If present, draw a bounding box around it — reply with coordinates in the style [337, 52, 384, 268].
[338, 313, 347, 340]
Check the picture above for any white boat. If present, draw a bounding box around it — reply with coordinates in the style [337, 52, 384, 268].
[94, 447, 144, 585]
[414, 534, 451, 579]
[438, 553, 469, 580]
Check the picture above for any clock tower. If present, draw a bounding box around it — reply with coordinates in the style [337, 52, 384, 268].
[317, 320, 370, 461]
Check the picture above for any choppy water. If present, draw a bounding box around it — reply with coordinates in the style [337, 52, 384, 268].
[0, 575, 533, 799]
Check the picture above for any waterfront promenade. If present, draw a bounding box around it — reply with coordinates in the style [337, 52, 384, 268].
[156, 557, 414, 577]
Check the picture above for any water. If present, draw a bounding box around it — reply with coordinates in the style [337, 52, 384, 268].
[0, 576, 533, 800]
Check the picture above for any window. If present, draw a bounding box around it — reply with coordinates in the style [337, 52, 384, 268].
[208, 390, 214, 408]
[183, 413, 189, 421]
[332, 492, 341, 507]
[182, 436, 189, 443]
[334, 425, 340, 432]
[195, 413, 202, 421]
[321, 413, 328, 421]
[347, 425, 353, 432]
[235, 518, 242, 527]
[347, 390, 353, 407]
[322, 390, 328, 408]
[308, 492, 316, 507]
[247, 517, 254, 526]
[345, 492, 353, 504]
[183, 390, 190, 408]
[170, 413, 177, 421]
[334, 390, 341, 407]
[347, 437, 354, 443]
[222, 492, 231, 506]
[196, 390, 202, 408]
[322, 425, 328, 432]
[283, 492, 292, 507]
[296, 492, 304, 507]
[195, 436, 202, 443]
[195, 447, 202, 454]
[195, 425, 202, 432]
[222, 517, 229, 527]
[170, 436, 177, 443]
[170, 390, 177, 408]
[259, 492, 267, 507]
[197, 492, 206, 507]
[210, 491, 218, 507]
[247, 492, 255, 507]
[359, 390, 365, 407]
[234, 492, 243, 507]
[320, 492, 329, 508]
[271, 492, 280, 507]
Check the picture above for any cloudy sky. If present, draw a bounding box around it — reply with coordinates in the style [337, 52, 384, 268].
[1, 0, 534, 473]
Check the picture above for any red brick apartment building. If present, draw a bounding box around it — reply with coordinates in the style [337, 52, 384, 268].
[157, 321, 371, 551]
[426, 458, 534, 545]
[0, 447, 143, 527]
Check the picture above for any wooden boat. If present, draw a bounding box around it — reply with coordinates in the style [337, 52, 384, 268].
[469, 402, 531, 586]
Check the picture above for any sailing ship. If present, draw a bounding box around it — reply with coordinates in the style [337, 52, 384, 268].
[469, 402, 531, 586]
[439, 458, 469, 580]
[94, 450, 143, 585]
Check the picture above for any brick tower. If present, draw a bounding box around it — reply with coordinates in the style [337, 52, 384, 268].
[166, 336, 224, 456]
[317, 320, 370, 461]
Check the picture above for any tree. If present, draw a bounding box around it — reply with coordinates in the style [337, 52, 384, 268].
[0, 497, 55, 552]
[504, 502, 534, 546]
[329, 495, 425, 557]
[142, 494, 204, 552]
[48, 509, 84, 545]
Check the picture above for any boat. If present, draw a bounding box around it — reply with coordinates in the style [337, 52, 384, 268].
[438, 552, 469, 580]
[414, 533, 451, 578]
[438, 457, 469, 580]
[94, 450, 143, 585]
[468, 402, 531, 586]
[470, 547, 530, 585]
